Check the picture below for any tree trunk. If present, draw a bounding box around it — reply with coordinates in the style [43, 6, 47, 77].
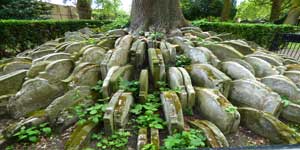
[129, 0, 189, 33]
[221, 0, 232, 21]
[270, 0, 283, 21]
[284, 0, 300, 25]
[77, 0, 92, 19]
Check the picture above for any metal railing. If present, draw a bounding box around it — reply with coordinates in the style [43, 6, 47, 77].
[269, 33, 300, 61]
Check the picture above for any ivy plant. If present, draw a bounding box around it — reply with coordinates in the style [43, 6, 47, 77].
[91, 131, 131, 150]
[13, 123, 52, 143]
[162, 129, 206, 149]
[118, 78, 140, 96]
[142, 143, 157, 150]
[130, 94, 166, 129]
[91, 80, 104, 98]
[74, 103, 107, 125]
[157, 81, 181, 93]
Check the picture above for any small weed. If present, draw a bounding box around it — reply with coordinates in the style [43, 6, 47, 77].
[91, 80, 104, 98]
[74, 103, 107, 125]
[119, 78, 139, 96]
[92, 131, 131, 150]
[281, 96, 291, 107]
[130, 94, 165, 129]
[142, 143, 157, 150]
[183, 108, 194, 116]
[149, 32, 164, 40]
[225, 105, 238, 114]
[176, 55, 192, 67]
[162, 129, 206, 149]
[13, 123, 52, 143]
[157, 81, 181, 93]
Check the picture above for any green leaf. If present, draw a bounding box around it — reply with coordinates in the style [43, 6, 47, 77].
[42, 127, 52, 135]
[29, 136, 38, 143]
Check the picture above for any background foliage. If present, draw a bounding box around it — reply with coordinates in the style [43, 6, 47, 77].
[193, 20, 300, 47]
[0, 0, 52, 20]
[0, 20, 108, 58]
[181, 0, 237, 21]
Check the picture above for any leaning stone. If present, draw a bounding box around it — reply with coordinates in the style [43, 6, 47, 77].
[181, 27, 203, 33]
[186, 64, 231, 97]
[224, 58, 255, 75]
[0, 70, 27, 96]
[229, 79, 283, 117]
[45, 86, 92, 124]
[130, 40, 146, 69]
[168, 67, 195, 109]
[70, 63, 101, 87]
[188, 120, 229, 148]
[8, 78, 66, 118]
[238, 107, 300, 144]
[110, 65, 134, 96]
[38, 59, 74, 81]
[160, 41, 176, 66]
[139, 69, 149, 103]
[26, 61, 50, 79]
[148, 48, 166, 89]
[160, 91, 184, 134]
[114, 92, 134, 128]
[150, 128, 160, 150]
[247, 54, 283, 66]
[0, 94, 13, 116]
[178, 67, 196, 109]
[42, 53, 72, 62]
[286, 64, 300, 72]
[3, 117, 46, 139]
[185, 47, 221, 67]
[202, 44, 244, 61]
[100, 50, 114, 79]
[107, 35, 133, 68]
[107, 29, 128, 36]
[244, 56, 278, 78]
[221, 40, 254, 55]
[261, 75, 300, 104]
[102, 66, 120, 98]
[65, 122, 97, 150]
[103, 90, 123, 135]
[55, 42, 71, 52]
[281, 103, 300, 123]
[284, 71, 300, 88]
[194, 88, 240, 134]
[31, 49, 55, 60]
[137, 128, 148, 150]
[219, 61, 256, 80]
[284, 58, 300, 65]
[79, 46, 106, 64]
[97, 37, 117, 50]
[3, 61, 31, 73]
[64, 42, 87, 54]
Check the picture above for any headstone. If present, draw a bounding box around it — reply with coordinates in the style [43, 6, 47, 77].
[238, 107, 300, 144]
[0, 70, 27, 96]
[219, 61, 256, 80]
[160, 91, 184, 134]
[194, 88, 240, 134]
[229, 79, 283, 117]
[186, 64, 231, 97]
[139, 69, 149, 103]
[189, 120, 229, 148]
[244, 56, 278, 77]
[203, 44, 244, 61]
[148, 48, 166, 89]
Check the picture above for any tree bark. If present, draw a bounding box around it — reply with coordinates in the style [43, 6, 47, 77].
[284, 0, 300, 25]
[77, 0, 92, 19]
[270, 0, 283, 21]
[221, 0, 232, 21]
[129, 0, 189, 33]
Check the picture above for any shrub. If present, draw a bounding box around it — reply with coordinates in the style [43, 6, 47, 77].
[192, 20, 300, 48]
[0, 20, 108, 58]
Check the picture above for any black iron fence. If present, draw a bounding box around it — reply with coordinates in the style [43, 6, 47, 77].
[270, 33, 300, 61]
